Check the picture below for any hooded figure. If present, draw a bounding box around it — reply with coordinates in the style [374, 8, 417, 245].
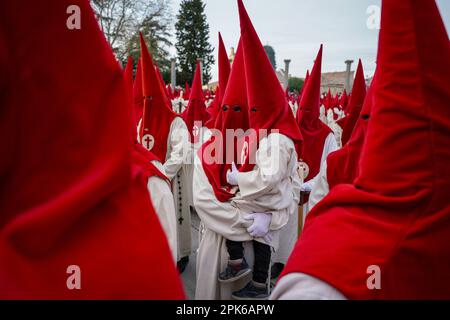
[206, 33, 231, 129]
[184, 81, 191, 101]
[340, 89, 349, 110]
[339, 59, 367, 146]
[213, 0, 302, 299]
[307, 72, 376, 213]
[193, 28, 297, 298]
[138, 34, 192, 271]
[194, 42, 257, 300]
[182, 62, 211, 146]
[296, 45, 338, 211]
[125, 58, 178, 262]
[272, 0, 450, 300]
[0, 0, 184, 299]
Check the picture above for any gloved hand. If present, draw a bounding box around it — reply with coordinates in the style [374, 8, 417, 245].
[300, 182, 312, 192]
[244, 213, 272, 241]
[226, 162, 239, 186]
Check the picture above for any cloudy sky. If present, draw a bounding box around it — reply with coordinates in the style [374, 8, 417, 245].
[170, 0, 450, 82]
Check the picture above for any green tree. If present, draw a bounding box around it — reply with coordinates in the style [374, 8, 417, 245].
[264, 45, 277, 70]
[175, 0, 214, 85]
[288, 77, 305, 93]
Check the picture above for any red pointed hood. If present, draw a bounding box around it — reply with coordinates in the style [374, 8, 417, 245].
[298, 69, 310, 103]
[124, 57, 134, 101]
[341, 59, 367, 145]
[133, 59, 144, 126]
[206, 33, 232, 129]
[218, 32, 231, 104]
[205, 86, 221, 128]
[124, 57, 138, 141]
[297, 46, 323, 122]
[139, 33, 177, 162]
[0, 0, 183, 299]
[296, 45, 332, 179]
[200, 42, 250, 202]
[283, 0, 450, 299]
[184, 81, 191, 100]
[182, 62, 210, 142]
[238, 0, 302, 147]
[155, 65, 171, 101]
[167, 84, 174, 100]
[304, 70, 310, 86]
[340, 89, 349, 109]
[324, 88, 332, 110]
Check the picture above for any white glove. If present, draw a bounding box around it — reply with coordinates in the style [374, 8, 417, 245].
[226, 162, 239, 186]
[244, 213, 272, 240]
[300, 182, 312, 192]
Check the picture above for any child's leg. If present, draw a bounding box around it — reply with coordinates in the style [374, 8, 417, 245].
[226, 240, 244, 261]
[252, 241, 271, 284]
[219, 240, 251, 282]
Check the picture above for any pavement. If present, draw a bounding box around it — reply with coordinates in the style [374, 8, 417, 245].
[180, 209, 200, 300]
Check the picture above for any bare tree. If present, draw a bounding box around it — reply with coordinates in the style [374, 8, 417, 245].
[91, 0, 173, 69]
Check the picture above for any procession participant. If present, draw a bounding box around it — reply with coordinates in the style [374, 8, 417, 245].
[296, 45, 338, 209]
[125, 58, 178, 262]
[194, 42, 257, 300]
[0, 0, 184, 299]
[194, 34, 298, 300]
[206, 33, 231, 129]
[272, 0, 450, 299]
[340, 89, 349, 110]
[182, 62, 211, 149]
[307, 72, 376, 212]
[338, 60, 367, 146]
[226, 0, 303, 299]
[181, 62, 211, 213]
[132, 144, 178, 262]
[139, 34, 192, 272]
[270, 45, 335, 279]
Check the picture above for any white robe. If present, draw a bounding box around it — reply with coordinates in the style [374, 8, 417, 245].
[194, 133, 300, 300]
[307, 161, 329, 213]
[164, 117, 192, 260]
[147, 160, 178, 263]
[272, 132, 337, 266]
[270, 273, 346, 300]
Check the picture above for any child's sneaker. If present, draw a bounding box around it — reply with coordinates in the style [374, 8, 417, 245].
[218, 258, 251, 283]
[231, 281, 269, 300]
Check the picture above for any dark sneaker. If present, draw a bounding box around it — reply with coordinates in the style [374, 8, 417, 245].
[271, 262, 285, 280]
[177, 256, 189, 274]
[218, 258, 251, 283]
[232, 281, 269, 300]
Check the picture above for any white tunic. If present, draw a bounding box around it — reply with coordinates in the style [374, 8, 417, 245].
[193, 133, 300, 300]
[147, 161, 178, 263]
[270, 273, 347, 300]
[164, 117, 192, 260]
[307, 161, 329, 213]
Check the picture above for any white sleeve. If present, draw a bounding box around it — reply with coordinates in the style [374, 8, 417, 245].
[270, 273, 347, 300]
[163, 117, 190, 180]
[237, 134, 291, 201]
[307, 161, 330, 212]
[321, 132, 339, 164]
[304, 133, 338, 192]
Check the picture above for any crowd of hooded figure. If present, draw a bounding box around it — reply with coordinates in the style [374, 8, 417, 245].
[1, 0, 449, 300]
